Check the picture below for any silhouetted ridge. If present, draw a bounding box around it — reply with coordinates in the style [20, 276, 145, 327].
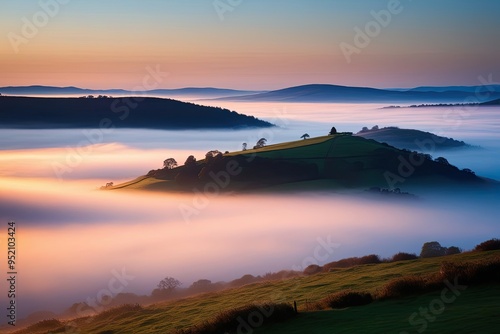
[0, 96, 273, 129]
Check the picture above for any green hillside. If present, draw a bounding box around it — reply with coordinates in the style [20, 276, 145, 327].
[111, 134, 484, 193]
[15, 250, 500, 334]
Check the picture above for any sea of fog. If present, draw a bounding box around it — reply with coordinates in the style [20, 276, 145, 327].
[0, 102, 499, 319]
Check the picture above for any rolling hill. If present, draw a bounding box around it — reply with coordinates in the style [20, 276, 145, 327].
[216, 84, 500, 103]
[355, 126, 471, 151]
[113, 133, 486, 194]
[0, 85, 261, 98]
[12, 250, 500, 334]
[0, 96, 273, 130]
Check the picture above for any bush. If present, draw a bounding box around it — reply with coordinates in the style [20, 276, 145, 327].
[445, 246, 462, 255]
[377, 276, 427, 299]
[359, 254, 381, 265]
[325, 290, 373, 309]
[474, 238, 500, 252]
[391, 252, 418, 262]
[175, 303, 296, 334]
[303, 264, 323, 275]
[439, 258, 500, 285]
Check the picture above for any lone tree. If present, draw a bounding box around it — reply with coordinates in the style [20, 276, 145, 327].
[301, 133, 310, 140]
[163, 158, 178, 169]
[242, 143, 247, 151]
[329, 127, 337, 135]
[205, 150, 222, 162]
[157, 277, 181, 291]
[254, 138, 267, 149]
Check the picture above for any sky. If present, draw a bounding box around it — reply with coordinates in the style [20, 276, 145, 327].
[1, 0, 500, 90]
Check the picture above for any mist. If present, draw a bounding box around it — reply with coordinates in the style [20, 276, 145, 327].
[1, 102, 499, 319]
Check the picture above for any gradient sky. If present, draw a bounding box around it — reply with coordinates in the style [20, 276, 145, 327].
[1, 0, 500, 90]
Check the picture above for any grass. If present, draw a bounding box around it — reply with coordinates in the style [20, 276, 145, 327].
[15, 250, 500, 334]
[254, 285, 500, 334]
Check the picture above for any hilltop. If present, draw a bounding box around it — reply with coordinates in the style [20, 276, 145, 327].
[0, 96, 272, 130]
[216, 84, 500, 103]
[0, 85, 262, 98]
[111, 133, 486, 194]
[355, 126, 471, 151]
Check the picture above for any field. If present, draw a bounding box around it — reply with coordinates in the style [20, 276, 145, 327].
[15, 250, 500, 334]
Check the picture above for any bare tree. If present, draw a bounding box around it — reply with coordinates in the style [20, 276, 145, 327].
[301, 133, 310, 140]
[242, 143, 247, 151]
[163, 158, 178, 169]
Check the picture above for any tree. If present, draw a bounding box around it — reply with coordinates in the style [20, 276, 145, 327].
[242, 143, 247, 151]
[163, 158, 178, 169]
[391, 252, 418, 262]
[462, 168, 476, 176]
[445, 246, 462, 255]
[184, 155, 197, 167]
[329, 127, 337, 135]
[420, 241, 446, 258]
[371, 125, 379, 131]
[474, 238, 500, 251]
[205, 150, 222, 163]
[157, 277, 181, 291]
[435, 157, 450, 165]
[301, 133, 310, 140]
[360, 126, 369, 132]
[253, 138, 267, 149]
[190, 279, 212, 289]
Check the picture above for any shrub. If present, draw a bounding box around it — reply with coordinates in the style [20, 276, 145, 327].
[474, 238, 500, 252]
[175, 303, 296, 334]
[359, 254, 381, 265]
[303, 264, 323, 275]
[325, 290, 373, 309]
[391, 252, 418, 262]
[377, 275, 427, 299]
[439, 258, 500, 285]
[445, 246, 462, 255]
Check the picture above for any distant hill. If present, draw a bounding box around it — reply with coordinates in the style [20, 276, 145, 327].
[216, 84, 500, 103]
[355, 126, 471, 151]
[480, 98, 500, 106]
[406, 85, 500, 93]
[112, 134, 486, 193]
[0, 96, 272, 130]
[0, 85, 262, 99]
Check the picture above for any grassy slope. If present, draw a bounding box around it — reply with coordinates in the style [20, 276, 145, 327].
[256, 285, 500, 334]
[114, 134, 399, 192]
[16, 251, 500, 334]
